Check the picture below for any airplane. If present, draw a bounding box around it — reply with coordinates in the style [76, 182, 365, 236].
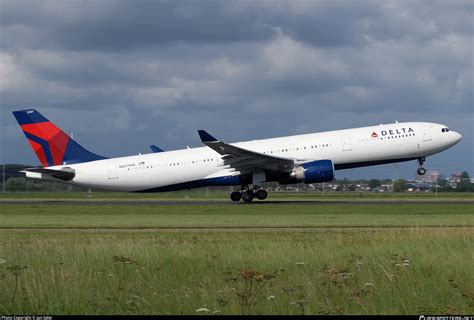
[12, 109, 462, 202]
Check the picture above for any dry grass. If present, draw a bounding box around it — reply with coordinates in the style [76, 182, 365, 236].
[0, 227, 472, 315]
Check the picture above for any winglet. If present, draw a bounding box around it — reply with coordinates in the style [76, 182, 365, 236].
[150, 145, 164, 153]
[198, 130, 218, 143]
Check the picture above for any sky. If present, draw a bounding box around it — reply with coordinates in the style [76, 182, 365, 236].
[0, 0, 472, 180]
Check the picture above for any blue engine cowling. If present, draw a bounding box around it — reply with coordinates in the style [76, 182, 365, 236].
[290, 159, 334, 183]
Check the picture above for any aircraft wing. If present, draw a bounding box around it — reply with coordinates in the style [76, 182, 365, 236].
[21, 167, 75, 181]
[198, 130, 295, 173]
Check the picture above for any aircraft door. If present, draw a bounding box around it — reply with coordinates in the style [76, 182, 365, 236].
[341, 136, 352, 151]
[107, 163, 119, 179]
[422, 127, 432, 142]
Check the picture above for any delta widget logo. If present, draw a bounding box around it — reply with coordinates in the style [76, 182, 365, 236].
[371, 127, 414, 139]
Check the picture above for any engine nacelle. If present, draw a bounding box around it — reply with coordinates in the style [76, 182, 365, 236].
[289, 159, 334, 183]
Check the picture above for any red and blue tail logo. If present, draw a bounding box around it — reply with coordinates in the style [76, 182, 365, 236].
[13, 109, 106, 167]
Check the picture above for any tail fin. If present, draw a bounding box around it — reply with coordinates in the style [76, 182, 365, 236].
[12, 109, 107, 167]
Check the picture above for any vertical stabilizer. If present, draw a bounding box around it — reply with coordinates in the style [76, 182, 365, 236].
[12, 109, 107, 167]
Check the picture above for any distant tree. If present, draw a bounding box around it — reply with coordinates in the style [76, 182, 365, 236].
[5, 177, 86, 192]
[457, 178, 473, 192]
[437, 178, 448, 188]
[5, 177, 27, 192]
[368, 179, 381, 189]
[0, 164, 31, 182]
[454, 171, 472, 192]
[393, 179, 407, 192]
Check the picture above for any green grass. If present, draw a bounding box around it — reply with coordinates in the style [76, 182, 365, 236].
[0, 190, 473, 200]
[0, 204, 472, 228]
[1, 229, 472, 315]
[0, 202, 473, 315]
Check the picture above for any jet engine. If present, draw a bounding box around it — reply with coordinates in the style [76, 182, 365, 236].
[288, 159, 334, 183]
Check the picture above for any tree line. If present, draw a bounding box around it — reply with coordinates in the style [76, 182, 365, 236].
[0, 164, 472, 192]
[336, 171, 473, 192]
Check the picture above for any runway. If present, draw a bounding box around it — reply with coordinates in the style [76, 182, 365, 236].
[1, 199, 473, 206]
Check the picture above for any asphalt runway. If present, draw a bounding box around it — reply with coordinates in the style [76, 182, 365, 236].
[1, 199, 473, 206]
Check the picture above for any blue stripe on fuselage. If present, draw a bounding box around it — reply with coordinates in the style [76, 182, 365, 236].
[133, 175, 242, 193]
[334, 157, 417, 170]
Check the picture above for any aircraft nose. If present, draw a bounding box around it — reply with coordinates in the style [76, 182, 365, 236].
[453, 131, 462, 144]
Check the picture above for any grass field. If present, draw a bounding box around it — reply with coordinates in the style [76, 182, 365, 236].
[0, 204, 472, 228]
[1, 190, 473, 200]
[0, 200, 473, 315]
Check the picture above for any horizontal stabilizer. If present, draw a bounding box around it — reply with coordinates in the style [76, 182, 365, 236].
[22, 167, 75, 181]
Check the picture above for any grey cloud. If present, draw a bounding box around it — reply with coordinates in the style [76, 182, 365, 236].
[0, 0, 472, 179]
[7, 0, 472, 52]
[0, 0, 272, 51]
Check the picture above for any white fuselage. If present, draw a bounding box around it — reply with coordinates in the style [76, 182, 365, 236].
[38, 122, 461, 192]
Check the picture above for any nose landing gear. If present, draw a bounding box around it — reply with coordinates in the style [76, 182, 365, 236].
[229, 186, 268, 202]
[417, 157, 426, 176]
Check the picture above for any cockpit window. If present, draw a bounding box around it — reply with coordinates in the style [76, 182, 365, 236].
[441, 128, 450, 133]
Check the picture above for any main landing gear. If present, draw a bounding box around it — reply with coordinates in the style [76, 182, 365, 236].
[417, 157, 426, 176]
[230, 186, 268, 203]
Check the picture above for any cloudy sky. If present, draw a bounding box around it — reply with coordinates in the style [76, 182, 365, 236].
[0, 0, 472, 179]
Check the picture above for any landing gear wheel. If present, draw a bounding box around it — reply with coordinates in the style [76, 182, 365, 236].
[417, 167, 426, 176]
[230, 191, 242, 202]
[241, 190, 254, 203]
[417, 157, 427, 176]
[255, 189, 268, 200]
